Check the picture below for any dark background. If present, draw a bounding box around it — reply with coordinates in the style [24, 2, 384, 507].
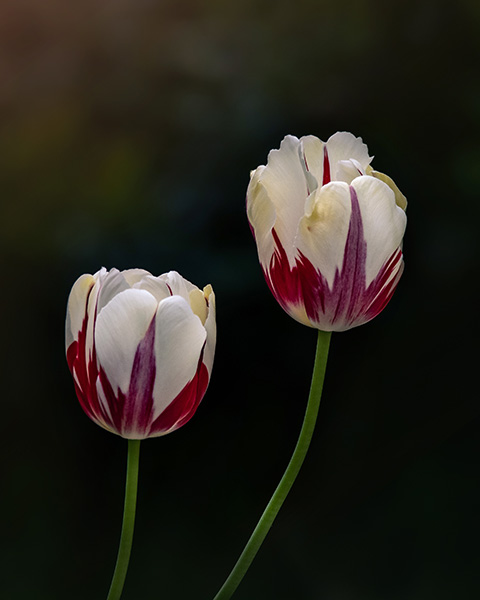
[1, 0, 479, 598]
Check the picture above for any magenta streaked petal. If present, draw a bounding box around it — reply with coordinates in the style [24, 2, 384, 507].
[95, 319, 157, 439]
[67, 309, 107, 429]
[264, 185, 404, 331]
[149, 359, 210, 436]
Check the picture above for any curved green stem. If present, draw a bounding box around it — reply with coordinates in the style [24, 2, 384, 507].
[107, 439, 141, 600]
[213, 330, 332, 600]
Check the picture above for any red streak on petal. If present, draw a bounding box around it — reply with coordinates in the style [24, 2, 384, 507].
[67, 282, 111, 428]
[322, 145, 331, 185]
[265, 228, 304, 313]
[97, 315, 157, 437]
[150, 356, 209, 435]
[263, 186, 404, 331]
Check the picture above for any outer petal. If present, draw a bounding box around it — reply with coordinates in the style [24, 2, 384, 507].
[65, 273, 96, 350]
[83, 268, 107, 388]
[201, 285, 216, 376]
[95, 288, 159, 395]
[152, 295, 207, 419]
[263, 182, 405, 332]
[253, 135, 309, 264]
[367, 167, 408, 210]
[351, 176, 407, 286]
[246, 166, 277, 268]
[296, 181, 352, 289]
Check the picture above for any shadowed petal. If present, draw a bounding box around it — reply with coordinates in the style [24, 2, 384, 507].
[65, 273, 96, 349]
[255, 135, 309, 263]
[202, 285, 216, 375]
[247, 166, 277, 268]
[152, 296, 207, 418]
[351, 176, 407, 286]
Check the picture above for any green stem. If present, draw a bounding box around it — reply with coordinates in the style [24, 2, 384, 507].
[213, 329, 332, 600]
[106, 439, 141, 600]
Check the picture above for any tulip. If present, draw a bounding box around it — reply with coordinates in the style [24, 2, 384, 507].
[246, 132, 407, 331]
[66, 268, 216, 439]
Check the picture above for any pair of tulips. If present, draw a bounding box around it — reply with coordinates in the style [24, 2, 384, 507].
[66, 132, 407, 438]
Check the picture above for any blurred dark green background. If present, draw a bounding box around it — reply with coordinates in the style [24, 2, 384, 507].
[1, 0, 479, 598]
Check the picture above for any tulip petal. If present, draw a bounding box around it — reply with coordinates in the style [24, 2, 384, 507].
[325, 132, 372, 180]
[122, 268, 152, 286]
[300, 135, 325, 187]
[335, 158, 366, 184]
[202, 285, 216, 375]
[96, 268, 131, 314]
[254, 135, 309, 263]
[297, 181, 352, 289]
[95, 288, 159, 395]
[149, 361, 209, 436]
[161, 270, 197, 299]
[367, 168, 408, 210]
[96, 315, 158, 439]
[264, 182, 405, 332]
[65, 273, 96, 349]
[189, 288, 208, 325]
[84, 268, 107, 387]
[351, 176, 407, 286]
[152, 295, 207, 419]
[246, 166, 277, 268]
[134, 275, 172, 303]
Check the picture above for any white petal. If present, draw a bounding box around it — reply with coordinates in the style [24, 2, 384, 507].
[335, 158, 366, 184]
[246, 166, 276, 268]
[96, 269, 131, 314]
[325, 132, 372, 180]
[160, 271, 195, 300]
[95, 288, 159, 395]
[122, 269, 152, 286]
[300, 135, 325, 187]
[367, 168, 408, 210]
[202, 285, 216, 376]
[296, 182, 352, 288]
[65, 273, 96, 349]
[84, 268, 108, 370]
[351, 176, 407, 286]
[134, 275, 172, 303]
[152, 296, 207, 418]
[255, 135, 309, 263]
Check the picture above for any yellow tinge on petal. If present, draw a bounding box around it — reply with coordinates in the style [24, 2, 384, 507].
[189, 288, 208, 325]
[366, 166, 407, 210]
[203, 283, 214, 300]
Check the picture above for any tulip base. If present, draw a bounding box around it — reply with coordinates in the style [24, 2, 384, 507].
[107, 439, 141, 600]
[213, 329, 332, 600]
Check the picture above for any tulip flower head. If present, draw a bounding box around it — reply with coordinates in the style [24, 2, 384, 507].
[247, 132, 407, 332]
[66, 268, 216, 439]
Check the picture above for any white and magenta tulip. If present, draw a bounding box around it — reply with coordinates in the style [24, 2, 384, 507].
[247, 132, 407, 332]
[66, 268, 216, 439]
